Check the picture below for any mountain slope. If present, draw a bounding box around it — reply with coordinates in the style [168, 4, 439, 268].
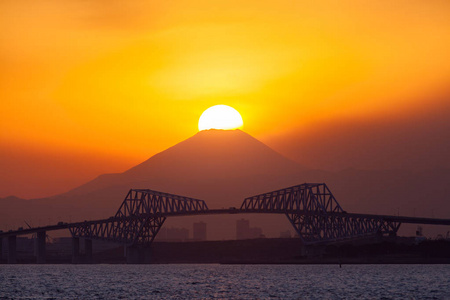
[66, 129, 305, 197]
[125, 129, 305, 178]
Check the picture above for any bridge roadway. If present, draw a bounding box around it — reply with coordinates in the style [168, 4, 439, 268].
[1, 209, 450, 239]
[3, 184, 450, 264]
[1, 207, 450, 264]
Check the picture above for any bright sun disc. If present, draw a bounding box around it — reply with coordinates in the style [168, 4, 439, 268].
[198, 105, 243, 131]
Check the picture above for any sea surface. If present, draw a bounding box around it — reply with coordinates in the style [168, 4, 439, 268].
[0, 264, 449, 299]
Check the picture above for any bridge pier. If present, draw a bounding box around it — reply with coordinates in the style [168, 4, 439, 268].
[7, 235, 17, 264]
[0, 237, 3, 261]
[72, 237, 80, 264]
[36, 231, 46, 264]
[71, 237, 93, 263]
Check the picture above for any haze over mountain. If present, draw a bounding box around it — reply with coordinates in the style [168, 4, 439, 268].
[1, 129, 449, 239]
[66, 129, 305, 200]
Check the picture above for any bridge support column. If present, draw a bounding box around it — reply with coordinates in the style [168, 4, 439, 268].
[36, 231, 46, 264]
[7, 235, 17, 264]
[84, 239, 93, 264]
[0, 237, 3, 261]
[72, 237, 80, 264]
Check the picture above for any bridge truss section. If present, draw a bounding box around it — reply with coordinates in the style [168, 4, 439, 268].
[286, 212, 401, 244]
[241, 183, 344, 213]
[241, 183, 401, 244]
[69, 189, 209, 245]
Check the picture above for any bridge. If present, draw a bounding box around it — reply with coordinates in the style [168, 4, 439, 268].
[1, 183, 449, 263]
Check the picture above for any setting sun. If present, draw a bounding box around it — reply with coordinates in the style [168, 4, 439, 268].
[198, 105, 244, 131]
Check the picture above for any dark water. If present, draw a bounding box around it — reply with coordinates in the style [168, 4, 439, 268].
[0, 264, 449, 299]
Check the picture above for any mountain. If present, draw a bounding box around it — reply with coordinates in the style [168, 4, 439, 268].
[1, 129, 449, 239]
[65, 129, 306, 199]
[55, 129, 309, 213]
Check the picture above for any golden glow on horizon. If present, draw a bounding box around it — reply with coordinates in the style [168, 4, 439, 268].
[1, 0, 450, 198]
[198, 105, 243, 131]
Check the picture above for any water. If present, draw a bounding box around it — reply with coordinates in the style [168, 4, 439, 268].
[0, 264, 449, 299]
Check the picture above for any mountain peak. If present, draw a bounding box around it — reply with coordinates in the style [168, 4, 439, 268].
[123, 129, 305, 180]
[62, 129, 306, 202]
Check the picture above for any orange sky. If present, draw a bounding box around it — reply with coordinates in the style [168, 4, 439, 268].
[1, 0, 450, 198]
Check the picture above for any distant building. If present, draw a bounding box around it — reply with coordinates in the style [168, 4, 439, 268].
[236, 219, 264, 240]
[236, 219, 250, 240]
[156, 227, 189, 242]
[193, 221, 207, 241]
[279, 230, 292, 238]
[249, 227, 264, 239]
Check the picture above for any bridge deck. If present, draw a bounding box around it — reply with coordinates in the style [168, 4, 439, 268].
[1, 209, 449, 238]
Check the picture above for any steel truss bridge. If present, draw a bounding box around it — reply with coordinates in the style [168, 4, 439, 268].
[1, 183, 450, 263]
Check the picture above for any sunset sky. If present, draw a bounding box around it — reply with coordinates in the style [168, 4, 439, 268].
[1, 0, 450, 198]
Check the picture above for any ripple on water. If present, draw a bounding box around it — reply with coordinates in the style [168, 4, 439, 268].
[0, 264, 449, 299]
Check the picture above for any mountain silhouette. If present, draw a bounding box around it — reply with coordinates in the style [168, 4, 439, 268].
[66, 129, 306, 200]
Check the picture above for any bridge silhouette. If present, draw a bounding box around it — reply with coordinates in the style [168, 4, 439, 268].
[1, 183, 449, 263]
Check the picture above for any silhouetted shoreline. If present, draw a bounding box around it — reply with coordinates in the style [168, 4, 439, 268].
[2, 237, 450, 264]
